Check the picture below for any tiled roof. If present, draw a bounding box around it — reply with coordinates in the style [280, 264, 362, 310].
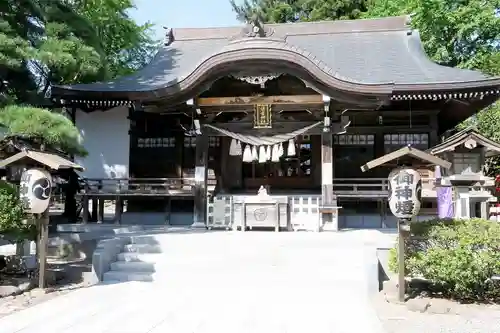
[51, 16, 500, 100]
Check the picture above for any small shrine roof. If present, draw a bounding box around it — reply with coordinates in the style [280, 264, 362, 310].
[361, 146, 452, 172]
[51, 15, 500, 102]
[0, 150, 84, 171]
[429, 127, 500, 158]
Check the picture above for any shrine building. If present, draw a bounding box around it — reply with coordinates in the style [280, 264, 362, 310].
[50, 15, 500, 230]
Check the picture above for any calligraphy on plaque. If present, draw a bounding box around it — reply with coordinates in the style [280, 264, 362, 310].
[253, 104, 272, 129]
[388, 167, 422, 219]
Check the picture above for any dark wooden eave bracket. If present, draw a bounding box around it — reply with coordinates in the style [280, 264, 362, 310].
[360, 146, 451, 172]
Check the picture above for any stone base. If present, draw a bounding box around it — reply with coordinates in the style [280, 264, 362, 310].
[190, 221, 207, 229]
[321, 222, 339, 231]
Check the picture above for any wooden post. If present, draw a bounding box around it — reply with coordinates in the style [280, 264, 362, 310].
[37, 209, 50, 288]
[98, 198, 105, 223]
[91, 198, 98, 222]
[320, 95, 338, 231]
[274, 202, 280, 232]
[397, 219, 406, 302]
[175, 132, 183, 179]
[82, 195, 89, 224]
[192, 132, 208, 228]
[321, 130, 336, 230]
[114, 197, 123, 224]
[165, 198, 171, 225]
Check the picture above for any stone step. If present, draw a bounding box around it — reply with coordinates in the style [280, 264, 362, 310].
[110, 261, 155, 273]
[116, 252, 163, 263]
[102, 271, 154, 282]
[129, 235, 160, 246]
[123, 243, 161, 254]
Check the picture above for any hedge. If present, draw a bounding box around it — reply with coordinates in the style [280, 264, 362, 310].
[389, 218, 500, 302]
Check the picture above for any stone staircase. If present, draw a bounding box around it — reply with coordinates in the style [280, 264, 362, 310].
[102, 235, 162, 282]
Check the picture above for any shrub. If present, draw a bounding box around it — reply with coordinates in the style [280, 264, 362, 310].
[0, 104, 87, 157]
[389, 218, 500, 302]
[0, 180, 35, 243]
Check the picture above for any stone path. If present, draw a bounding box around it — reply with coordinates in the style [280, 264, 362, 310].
[0, 231, 388, 333]
[373, 293, 500, 333]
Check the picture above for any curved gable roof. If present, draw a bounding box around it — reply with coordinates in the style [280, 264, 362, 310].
[51, 15, 500, 101]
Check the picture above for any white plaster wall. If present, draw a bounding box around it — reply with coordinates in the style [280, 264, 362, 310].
[75, 107, 129, 179]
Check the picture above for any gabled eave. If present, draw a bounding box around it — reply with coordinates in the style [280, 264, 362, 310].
[361, 146, 452, 172]
[429, 127, 500, 158]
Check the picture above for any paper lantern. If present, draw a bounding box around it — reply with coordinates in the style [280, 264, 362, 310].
[388, 167, 422, 219]
[19, 168, 53, 214]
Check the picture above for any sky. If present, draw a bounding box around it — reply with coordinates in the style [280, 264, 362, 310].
[130, 0, 241, 39]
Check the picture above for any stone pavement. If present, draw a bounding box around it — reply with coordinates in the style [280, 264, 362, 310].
[0, 231, 388, 333]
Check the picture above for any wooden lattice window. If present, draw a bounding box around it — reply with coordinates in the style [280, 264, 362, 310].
[335, 134, 374, 146]
[383, 133, 428, 153]
[136, 137, 175, 148]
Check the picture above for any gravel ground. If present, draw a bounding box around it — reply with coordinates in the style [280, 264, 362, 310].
[0, 282, 90, 319]
[372, 293, 500, 333]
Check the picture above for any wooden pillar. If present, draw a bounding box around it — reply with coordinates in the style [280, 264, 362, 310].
[165, 198, 172, 225]
[321, 130, 337, 230]
[175, 132, 183, 179]
[320, 96, 338, 231]
[82, 195, 89, 224]
[220, 136, 228, 192]
[98, 198, 105, 223]
[311, 135, 322, 187]
[38, 209, 50, 288]
[192, 132, 208, 228]
[91, 198, 98, 222]
[429, 113, 439, 146]
[114, 197, 123, 224]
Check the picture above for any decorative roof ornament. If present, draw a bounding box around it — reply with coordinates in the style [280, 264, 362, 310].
[232, 74, 281, 88]
[242, 15, 273, 38]
[163, 26, 174, 46]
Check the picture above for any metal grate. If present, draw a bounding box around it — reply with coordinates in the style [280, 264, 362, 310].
[289, 195, 322, 228]
[207, 195, 232, 229]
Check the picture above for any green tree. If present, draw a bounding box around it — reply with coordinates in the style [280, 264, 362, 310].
[0, 180, 34, 245]
[0, 105, 87, 157]
[71, 0, 158, 77]
[365, 0, 500, 73]
[230, 0, 368, 23]
[364, 0, 500, 175]
[0, 0, 157, 104]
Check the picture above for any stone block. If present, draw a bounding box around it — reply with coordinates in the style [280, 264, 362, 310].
[428, 298, 458, 314]
[406, 297, 431, 313]
[0, 285, 21, 298]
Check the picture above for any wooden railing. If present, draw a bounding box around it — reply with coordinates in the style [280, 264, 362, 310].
[77, 176, 437, 197]
[78, 178, 216, 196]
[332, 177, 436, 198]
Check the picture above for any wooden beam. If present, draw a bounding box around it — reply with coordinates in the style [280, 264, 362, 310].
[196, 95, 323, 107]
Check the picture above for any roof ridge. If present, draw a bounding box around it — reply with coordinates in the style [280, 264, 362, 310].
[172, 15, 410, 40]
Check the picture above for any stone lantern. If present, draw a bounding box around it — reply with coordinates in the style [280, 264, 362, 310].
[429, 127, 500, 219]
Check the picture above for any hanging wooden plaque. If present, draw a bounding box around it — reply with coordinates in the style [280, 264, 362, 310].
[253, 104, 272, 129]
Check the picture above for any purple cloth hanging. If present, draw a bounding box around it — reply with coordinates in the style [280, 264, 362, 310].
[435, 166, 454, 218]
